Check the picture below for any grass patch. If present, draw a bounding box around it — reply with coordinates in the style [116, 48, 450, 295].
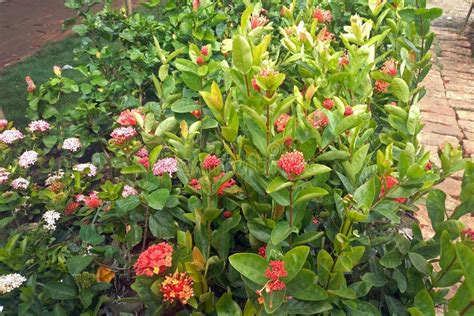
[0, 36, 84, 126]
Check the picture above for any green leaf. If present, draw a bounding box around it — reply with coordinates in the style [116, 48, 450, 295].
[380, 251, 403, 268]
[121, 164, 147, 174]
[145, 189, 170, 210]
[334, 113, 369, 136]
[316, 150, 350, 162]
[296, 164, 332, 179]
[115, 196, 140, 215]
[149, 210, 176, 239]
[354, 177, 376, 210]
[79, 225, 104, 245]
[391, 78, 410, 103]
[232, 36, 253, 74]
[229, 253, 268, 285]
[215, 293, 242, 316]
[408, 252, 430, 275]
[66, 256, 93, 275]
[286, 269, 328, 301]
[271, 221, 298, 245]
[181, 71, 202, 91]
[295, 187, 328, 204]
[282, 246, 310, 283]
[411, 290, 435, 316]
[267, 176, 293, 193]
[455, 243, 474, 298]
[426, 190, 446, 228]
[286, 300, 333, 314]
[293, 231, 324, 246]
[171, 98, 199, 113]
[44, 283, 77, 300]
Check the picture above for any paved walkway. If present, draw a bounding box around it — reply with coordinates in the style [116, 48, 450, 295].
[416, 0, 474, 237]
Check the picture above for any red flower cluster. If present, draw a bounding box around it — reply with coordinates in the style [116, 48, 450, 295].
[214, 172, 236, 195]
[375, 80, 390, 93]
[196, 56, 205, 66]
[250, 14, 269, 30]
[264, 260, 288, 292]
[192, 0, 199, 11]
[202, 155, 221, 170]
[277, 151, 305, 180]
[380, 175, 406, 204]
[160, 272, 194, 305]
[308, 110, 329, 129]
[223, 210, 233, 218]
[110, 127, 137, 144]
[200, 46, 209, 56]
[344, 106, 353, 116]
[134, 242, 173, 277]
[84, 192, 102, 209]
[462, 228, 474, 241]
[317, 27, 333, 41]
[323, 98, 334, 110]
[117, 109, 141, 126]
[251, 78, 261, 92]
[65, 201, 80, 215]
[189, 178, 201, 190]
[191, 110, 201, 119]
[274, 113, 291, 133]
[258, 245, 267, 258]
[313, 9, 332, 23]
[339, 54, 349, 66]
[136, 148, 150, 168]
[425, 161, 433, 171]
[381, 59, 398, 77]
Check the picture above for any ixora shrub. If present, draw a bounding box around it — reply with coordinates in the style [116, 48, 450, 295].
[1, 0, 474, 315]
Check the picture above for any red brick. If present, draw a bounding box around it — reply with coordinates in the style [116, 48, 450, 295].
[458, 120, 474, 133]
[420, 99, 455, 115]
[463, 139, 474, 156]
[448, 99, 474, 111]
[420, 132, 460, 147]
[422, 112, 459, 126]
[446, 91, 473, 102]
[456, 110, 474, 122]
[422, 121, 464, 139]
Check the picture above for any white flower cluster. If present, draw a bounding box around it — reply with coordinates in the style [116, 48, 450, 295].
[73, 163, 97, 177]
[11, 177, 29, 190]
[18, 150, 38, 168]
[0, 273, 26, 294]
[42, 210, 61, 231]
[62, 137, 82, 152]
[0, 167, 10, 184]
[122, 185, 138, 197]
[0, 129, 23, 144]
[45, 169, 65, 185]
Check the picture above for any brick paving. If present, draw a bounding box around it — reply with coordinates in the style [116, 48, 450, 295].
[416, 0, 474, 239]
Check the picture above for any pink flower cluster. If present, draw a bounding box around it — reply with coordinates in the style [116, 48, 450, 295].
[0, 130, 24, 144]
[0, 168, 10, 184]
[18, 151, 38, 168]
[117, 109, 141, 126]
[63, 137, 82, 152]
[202, 155, 221, 170]
[0, 119, 8, 129]
[250, 14, 269, 29]
[136, 148, 150, 168]
[110, 127, 137, 144]
[122, 185, 138, 198]
[308, 110, 329, 129]
[274, 114, 291, 133]
[28, 120, 51, 133]
[153, 158, 178, 177]
[11, 177, 29, 190]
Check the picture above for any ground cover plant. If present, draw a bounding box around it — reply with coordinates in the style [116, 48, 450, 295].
[1, 0, 473, 315]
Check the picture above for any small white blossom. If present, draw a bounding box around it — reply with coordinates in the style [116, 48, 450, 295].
[0, 273, 27, 294]
[42, 210, 61, 231]
[62, 137, 82, 152]
[45, 169, 65, 185]
[73, 163, 97, 177]
[18, 151, 38, 168]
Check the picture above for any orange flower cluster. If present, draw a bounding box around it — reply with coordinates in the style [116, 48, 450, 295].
[160, 272, 194, 305]
[134, 243, 173, 277]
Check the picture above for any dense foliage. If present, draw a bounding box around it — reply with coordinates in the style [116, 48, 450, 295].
[1, 0, 473, 315]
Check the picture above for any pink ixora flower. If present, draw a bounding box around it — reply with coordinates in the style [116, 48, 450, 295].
[274, 114, 291, 133]
[313, 9, 332, 23]
[62, 137, 82, 152]
[11, 177, 30, 190]
[153, 157, 178, 177]
[0, 129, 24, 144]
[462, 228, 474, 241]
[375, 80, 390, 93]
[323, 98, 334, 110]
[250, 14, 269, 29]
[25, 76, 36, 93]
[110, 127, 137, 144]
[117, 109, 141, 126]
[202, 155, 221, 170]
[308, 110, 329, 129]
[277, 150, 305, 180]
[0, 168, 10, 184]
[192, 0, 200, 11]
[18, 151, 38, 168]
[73, 163, 97, 177]
[28, 120, 51, 133]
[0, 119, 8, 129]
[122, 185, 138, 198]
